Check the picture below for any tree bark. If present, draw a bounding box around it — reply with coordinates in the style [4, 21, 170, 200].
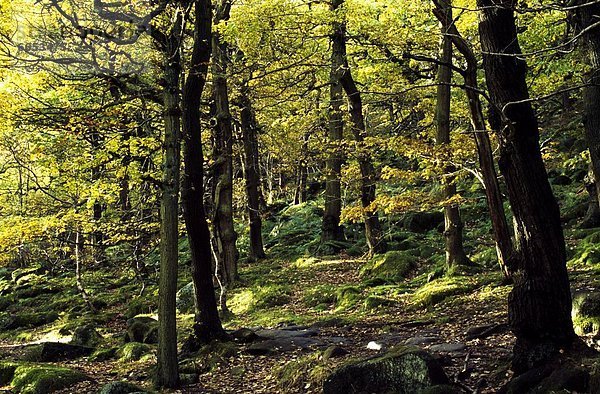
[574, 1, 600, 214]
[582, 164, 600, 228]
[239, 79, 266, 261]
[156, 10, 183, 389]
[211, 1, 238, 283]
[477, 0, 575, 373]
[321, 0, 346, 249]
[434, 0, 471, 268]
[181, 0, 225, 344]
[294, 132, 310, 205]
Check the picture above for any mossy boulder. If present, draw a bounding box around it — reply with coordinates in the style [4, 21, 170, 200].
[335, 286, 362, 309]
[361, 251, 417, 284]
[3, 312, 59, 330]
[125, 298, 155, 319]
[364, 295, 397, 310]
[413, 276, 474, 307]
[572, 291, 600, 336]
[71, 324, 102, 347]
[118, 342, 152, 362]
[98, 381, 145, 394]
[10, 364, 89, 394]
[125, 317, 158, 344]
[20, 342, 94, 362]
[323, 346, 449, 394]
[176, 281, 195, 314]
[89, 347, 118, 362]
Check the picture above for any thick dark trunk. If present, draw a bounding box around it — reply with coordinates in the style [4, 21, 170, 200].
[434, 0, 470, 268]
[156, 13, 183, 389]
[432, 7, 514, 276]
[321, 0, 346, 249]
[239, 81, 266, 261]
[575, 1, 600, 212]
[211, 9, 238, 283]
[181, 0, 225, 343]
[477, 0, 575, 373]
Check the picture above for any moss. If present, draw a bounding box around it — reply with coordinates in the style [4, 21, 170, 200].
[573, 316, 600, 336]
[412, 276, 474, 307]
[118, 342, 152, 362]
[364, 295, 397, 310]
[335, 286, 362, 309]
[89, 347, 118, 362]
[274, 352, 333, 392]
[193, 341, 239, 372]
[229, 284, 292, 314]
[11, 364, 88, 394]
[125, 297, 155, 319]
[302, 285, 337, 308]
[3, 312, 59, 330]
[361, 251, 417, 284]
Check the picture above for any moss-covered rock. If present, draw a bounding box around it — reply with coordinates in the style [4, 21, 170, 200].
[0, 361, 19, 385]
[572, 291, 600, 336]
[335, 286, 362, 309]
[3, 312, 59, 330]
[413, 277, 474, 307]
[176, 281, 195, 314]
[98, 381, 145, 394]
[71, 324, 102, 347]
[118, 342, 152, 362]
[361, 251, 417, 284]
[89, 347, 118, 362]
[11, 364, 89, 394]
[19, 342, 94, 362]
[364, 295, 397, 310]
[125, 317, 158, 344]
[323, 346, 449, 394]
[125, 298, 155, 319]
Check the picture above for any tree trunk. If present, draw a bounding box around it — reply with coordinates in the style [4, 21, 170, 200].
[575, 1, 600, 212]
[432, 6, 513, 277]
[211, 3, 238, 284]
[321, 0, 346, 249]
[239, 80, 266, 261]
[156, 11, 183, 389]
[477, 0, 575, 373]
[181, 0, 225, 344]
[434, 0, 470, 268]
[294, 133, 309, 205]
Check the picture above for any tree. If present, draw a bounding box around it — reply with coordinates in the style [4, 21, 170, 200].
[181, 0, 226, 344]
[321, 0, 347, 249]
[573, 0, 600, 227]
[434, 0, 470, 268]
[477, 0, 575, 373]
[211, 0, 239, 284]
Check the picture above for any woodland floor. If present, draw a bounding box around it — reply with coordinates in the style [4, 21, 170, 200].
[0, 227, 598, 393]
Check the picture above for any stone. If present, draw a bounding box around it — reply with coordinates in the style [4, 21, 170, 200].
[323, 346, 449, 394]
[465, 324, 507, 340]
[323, 346, 349, 361]
[71, 324, 102, 347]
[3, 312, 59, 330]
[20, 342, 94, 362]
[230, 328, 259, 343]
[11, 364, 89, 394]
[404, 336, 439, 346]
[118, 342, 152, 362]
[179, 373, 199, 385]
[254, 328, 319, 339]
[89, 347, 118, 362]
[536, 365, 590, 393]
[98, 381, 145, 394]
[125, 317, 158, 344]
[176, 281, 195, 314]
[429, 343, 466, 353]
[367, 341, 383, 351]
[572, 291, 600, 336]
[361, 251, 417, 284]
[247, 337, 324, 355]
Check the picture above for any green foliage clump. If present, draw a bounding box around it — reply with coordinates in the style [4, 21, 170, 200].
[361, 251, 417, 284]
[569, 232, 600, 267]
[11, 364, 88, 394]
[266, 202, 323, 259]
